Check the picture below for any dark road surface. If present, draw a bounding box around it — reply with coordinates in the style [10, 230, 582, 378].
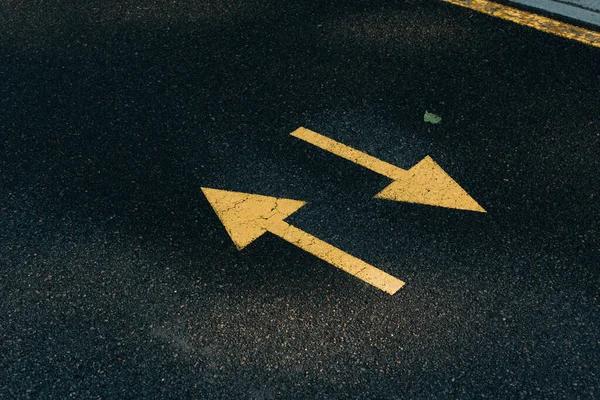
[1, 1, 599, 398]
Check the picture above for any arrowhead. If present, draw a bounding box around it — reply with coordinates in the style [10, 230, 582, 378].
[374, 156, 486, 212]
[201, 188, 307, 250]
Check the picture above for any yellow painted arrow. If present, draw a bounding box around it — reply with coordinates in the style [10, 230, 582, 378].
[291, 127, 486, 212]
[202, 187, 405, 295]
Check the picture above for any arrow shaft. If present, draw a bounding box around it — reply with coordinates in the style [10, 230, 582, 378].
[267, 219, 405, 295]
[291, 127, 407, 181]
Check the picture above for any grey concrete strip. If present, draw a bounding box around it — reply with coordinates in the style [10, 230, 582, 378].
[560, 0, 600, 12]
[510, 0, 600, 26]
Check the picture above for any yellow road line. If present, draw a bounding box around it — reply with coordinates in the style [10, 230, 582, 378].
[442, 0, 600, 48]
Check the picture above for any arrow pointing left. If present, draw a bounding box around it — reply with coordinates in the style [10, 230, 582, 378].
[202, 187, 405, 295]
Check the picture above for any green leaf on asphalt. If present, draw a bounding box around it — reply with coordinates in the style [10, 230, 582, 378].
[424, 111, 442, 124]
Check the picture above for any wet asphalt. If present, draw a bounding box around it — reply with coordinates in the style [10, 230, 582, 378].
[1, 1, 599, 399]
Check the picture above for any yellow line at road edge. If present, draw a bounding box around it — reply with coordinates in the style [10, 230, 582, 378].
[442, 0, 600, 48]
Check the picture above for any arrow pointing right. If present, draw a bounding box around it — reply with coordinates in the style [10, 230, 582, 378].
[291, 127, 486, 213]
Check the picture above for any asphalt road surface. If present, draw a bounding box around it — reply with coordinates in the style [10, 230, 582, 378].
[1, 1, 599, 399]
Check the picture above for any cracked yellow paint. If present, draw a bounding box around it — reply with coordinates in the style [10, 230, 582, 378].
[443, 0, 600, 48]
[291, 127, 485, 212]
[201, 187, 306, 250]
[202, 187, 405, 295]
